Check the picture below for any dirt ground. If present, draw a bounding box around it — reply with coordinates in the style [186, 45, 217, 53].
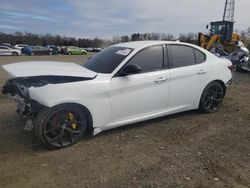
[0, 55, 249, 188]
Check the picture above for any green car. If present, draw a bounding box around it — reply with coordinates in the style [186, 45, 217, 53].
[66, 46, 87, 55]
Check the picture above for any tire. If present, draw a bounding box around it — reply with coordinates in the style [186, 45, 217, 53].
[198, 82, 225, 113]
[68, 52, 72, 55]
[34, 104, 88, 149]
[30, 52, 34, 56]
[12, 52, 18, 56]
[82, 52, 86, 55]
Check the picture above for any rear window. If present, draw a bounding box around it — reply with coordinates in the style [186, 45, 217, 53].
[170, 45, 196, 68]
[194, 49, 206, 64]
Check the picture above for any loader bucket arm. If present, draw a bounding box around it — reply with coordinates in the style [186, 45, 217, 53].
[206, 34, 220, 51]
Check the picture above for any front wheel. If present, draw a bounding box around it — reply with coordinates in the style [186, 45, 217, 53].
[34, 104, 88, 149]
[199, 82, 225, 113]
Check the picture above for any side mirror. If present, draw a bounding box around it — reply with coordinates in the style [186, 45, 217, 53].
[206, 25, 209, 30]
[120, 64, 141, 76]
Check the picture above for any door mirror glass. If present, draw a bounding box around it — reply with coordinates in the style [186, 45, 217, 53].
[120, 64, 141, 76]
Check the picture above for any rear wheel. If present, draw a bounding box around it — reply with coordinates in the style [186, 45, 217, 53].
[34, 104, 88, 149]
[68, 52, 72, 55]
[199, 82, 225, 113]
[12, 52, 18, 56]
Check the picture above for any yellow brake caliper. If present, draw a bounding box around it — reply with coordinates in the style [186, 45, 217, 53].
[68, 112, 77, 129]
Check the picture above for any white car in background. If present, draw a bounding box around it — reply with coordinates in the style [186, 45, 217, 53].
[2, 41, 232, 149]
[0, 45, 21, 56]
[14, 44, 29, 50]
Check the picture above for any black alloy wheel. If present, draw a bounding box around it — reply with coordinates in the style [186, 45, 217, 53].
[12, 52, 18, 56]
[199, 82, 225, 113]
[35, 104, 87, 148]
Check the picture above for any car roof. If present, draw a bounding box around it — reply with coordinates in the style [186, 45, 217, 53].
[113, 40, 196, 50]
[15, 44, 28, 46]
[0, 45, 11, 48]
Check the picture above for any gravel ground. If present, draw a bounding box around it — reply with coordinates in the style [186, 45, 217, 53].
[0, 55, 249, 188]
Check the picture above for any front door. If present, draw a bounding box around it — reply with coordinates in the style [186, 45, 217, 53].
[109, 45, 169, 124]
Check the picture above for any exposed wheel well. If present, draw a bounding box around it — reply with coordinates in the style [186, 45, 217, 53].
[213, 80, 226, 95]
[34, 102, 93, 133]
[198, 80, 226, 109]
[70, 103, 93, 133]
[79, 104, 93, 133]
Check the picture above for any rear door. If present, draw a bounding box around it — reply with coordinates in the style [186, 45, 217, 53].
[32, 46, 39, 55]
[41, 46, 48, 55]
[167, 44, 210, 110]
[76, 47, 81, 55]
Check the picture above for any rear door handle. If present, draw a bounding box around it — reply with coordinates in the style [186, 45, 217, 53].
[155, 77, 167, 83]
[197, 70, 207, 75]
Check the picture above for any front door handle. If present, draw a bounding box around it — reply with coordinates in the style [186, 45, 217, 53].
[197, 70, 207, 75]
[155, 77, 167, 83]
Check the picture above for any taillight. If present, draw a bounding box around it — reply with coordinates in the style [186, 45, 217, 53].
[228, 65, 234, 71]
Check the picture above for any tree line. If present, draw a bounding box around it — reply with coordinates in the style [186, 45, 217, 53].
[113, 32, 198, 45]
[0, 28, 250, 50]
[0, 31, 110, 48]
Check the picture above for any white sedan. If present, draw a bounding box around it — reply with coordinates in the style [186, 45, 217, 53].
[2, 41, 232, 148]
[0, 45, 21, 56]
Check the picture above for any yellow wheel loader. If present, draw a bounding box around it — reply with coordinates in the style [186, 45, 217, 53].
[198, 0, 242, 54]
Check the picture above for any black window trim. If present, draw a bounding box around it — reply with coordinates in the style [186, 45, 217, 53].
[114, 44, 168, 77]
[193, 48, 206, 64]
[163, 44, 170, 69]
[167, 44, 206, 69]
[0, 46, 9, 50]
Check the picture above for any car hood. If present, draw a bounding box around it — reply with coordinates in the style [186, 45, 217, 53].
[2, 61, 97, 78]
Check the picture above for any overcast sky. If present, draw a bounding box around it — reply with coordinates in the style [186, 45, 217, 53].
[0, 0, 249, 39]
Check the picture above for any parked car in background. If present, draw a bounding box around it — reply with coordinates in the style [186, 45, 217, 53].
[14, 44, 29, 50]
[22, 46, 53, 55]
[57, 46, 67, 54]
[2, 41, 232, 148]
[84, 47, 93, 52]
[93, 48, 102, 52]
[0, 45, 21, 56]
[1, 43, 11, 47]
[66, 46, 87, 55]
[84, 47, 102, 52]
[45, 45, 58, 55]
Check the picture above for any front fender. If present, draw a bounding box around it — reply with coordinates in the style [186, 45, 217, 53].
[28, 81, 111, 129]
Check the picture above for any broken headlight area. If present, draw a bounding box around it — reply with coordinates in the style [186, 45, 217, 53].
[2, 78, 34, 131]
[2, 75, 91, 130]
[2, 79, 32, 116]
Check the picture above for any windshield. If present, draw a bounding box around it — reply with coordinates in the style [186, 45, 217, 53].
[83, 46, 133, 74]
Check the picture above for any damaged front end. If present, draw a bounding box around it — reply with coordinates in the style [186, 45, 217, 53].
[2, 76, 60, 130]
[2, 76, 93, 130]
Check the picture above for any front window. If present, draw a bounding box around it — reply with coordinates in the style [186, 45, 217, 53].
[83, 46, 133, 74]
[126, 45, 164, 73]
